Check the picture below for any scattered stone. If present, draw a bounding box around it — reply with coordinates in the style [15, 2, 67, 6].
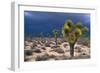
[63, 44, 68, 48]
[31, 43, 37, 48]
[82, 52, 87, 55]
[54, 48, 64, 53]
[82, 42, 90, 47]
[41, 46, 46, 50]
[49, 54, 55, 58]
[32, 48, 41, 53]
[45, 43, 50, 47]
[24, 56, 33, 61]
[41, 40, 46, 44]
[35, 53, 49, 61]
[24, 50, 32, 56]
[75, 46, 82, 53]
[24, 37, 90, 61]
[51, 45, 60, 49]
[25, 46, 31, 50]
[25, 41, 33, 46]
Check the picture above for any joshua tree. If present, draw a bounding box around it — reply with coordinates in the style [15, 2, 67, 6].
[62, 19, 88, 57]
[52, 29, 59, 47]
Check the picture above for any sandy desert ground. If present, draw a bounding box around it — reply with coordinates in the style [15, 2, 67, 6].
[24, 37, 90, 62]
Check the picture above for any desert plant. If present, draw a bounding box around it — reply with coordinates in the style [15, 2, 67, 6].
[52, 29, 59, 47]
[62, 19, 88, 57]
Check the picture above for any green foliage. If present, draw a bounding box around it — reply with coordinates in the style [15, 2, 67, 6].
[68, 33, 76, 44]
[62, 20, 73, 37]
[75, 28, 82, 37]
[82, 27, 89, 34]
[65, 19, 73, 28]
[62, 19, 89, 57]
[62, 19, 89, 45]
[52, 29, 59, 38]
[52, 29, 59, 46]
[76, 21, 83, 29]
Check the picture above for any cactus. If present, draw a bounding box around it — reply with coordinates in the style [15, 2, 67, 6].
[62, 19, 89, 57]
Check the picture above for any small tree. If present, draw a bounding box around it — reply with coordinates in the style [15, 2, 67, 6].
[62, 19, 88, 57]
[39, 32, 44, 42]
[52, 29, 59, 47]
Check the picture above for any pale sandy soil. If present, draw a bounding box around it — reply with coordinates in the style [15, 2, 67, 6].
[24, 38, 90, 62]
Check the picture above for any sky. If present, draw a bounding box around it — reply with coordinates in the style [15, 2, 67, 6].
[24, 11, 90, 37]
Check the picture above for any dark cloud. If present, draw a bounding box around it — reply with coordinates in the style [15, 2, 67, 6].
[24, 11, 90, 37]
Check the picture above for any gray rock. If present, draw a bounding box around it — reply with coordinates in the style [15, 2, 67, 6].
[54, 48, 64, 53]
[51, 45, 60, 49]
[31, 43, 37, 49]
[32, 48, 41, 53]
[82, 52, 87, 55]
[35, 53, 49, 61]
[24, 50, 32, 56]
[75, 46, 82, 53]
[41, 46, 46, 50]
[25, 46, 31, 50]
[45, 43, 50, 47]
[63, 44, 68, 48]
[24, 56, 33, 61]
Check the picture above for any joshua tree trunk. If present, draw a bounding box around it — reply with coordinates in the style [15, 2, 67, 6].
[69, 43, 75, 57]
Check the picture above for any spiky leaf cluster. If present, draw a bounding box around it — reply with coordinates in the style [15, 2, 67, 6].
[62, 19, 88, 44]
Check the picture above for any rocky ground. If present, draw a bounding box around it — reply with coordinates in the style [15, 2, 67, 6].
[24, 37, 90, 62]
